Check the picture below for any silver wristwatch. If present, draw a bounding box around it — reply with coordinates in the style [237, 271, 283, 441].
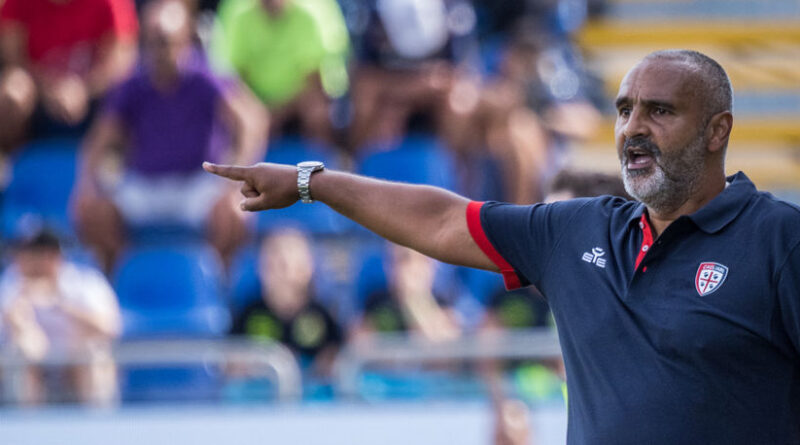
[297, 161, 325, 203]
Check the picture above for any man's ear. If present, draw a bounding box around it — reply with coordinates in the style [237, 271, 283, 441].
[706, 111, 733, 153]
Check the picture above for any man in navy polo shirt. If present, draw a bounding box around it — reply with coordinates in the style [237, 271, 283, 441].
[205, 50, 800, 444]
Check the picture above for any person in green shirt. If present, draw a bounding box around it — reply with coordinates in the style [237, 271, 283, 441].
[211, 0, 349, 141]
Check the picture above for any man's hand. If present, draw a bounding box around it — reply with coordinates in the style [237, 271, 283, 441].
[203, 162, 299, 211]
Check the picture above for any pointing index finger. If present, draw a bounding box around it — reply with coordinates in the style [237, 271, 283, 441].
[203, 162, 249, 181]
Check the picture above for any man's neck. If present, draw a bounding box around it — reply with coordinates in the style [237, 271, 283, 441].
[647, 175, 727, 237]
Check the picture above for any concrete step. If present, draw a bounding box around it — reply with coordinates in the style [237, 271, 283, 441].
[578, 21, 800, 94]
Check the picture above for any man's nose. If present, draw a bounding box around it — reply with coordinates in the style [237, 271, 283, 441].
[622, 107, 650, 140]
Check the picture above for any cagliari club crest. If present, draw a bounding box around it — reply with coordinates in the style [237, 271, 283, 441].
[695, 262, 729, 296]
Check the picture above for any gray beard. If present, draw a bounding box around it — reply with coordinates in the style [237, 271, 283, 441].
[622, 134, 707, 214]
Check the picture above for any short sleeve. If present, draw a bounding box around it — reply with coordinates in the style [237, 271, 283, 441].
[62, 265, 119, 317]
[105, 0, 138, 41]
[467, 199, 588, 291]
[776, 241, 800, 358]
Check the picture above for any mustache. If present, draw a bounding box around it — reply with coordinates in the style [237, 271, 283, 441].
[622, 137, 661, 161]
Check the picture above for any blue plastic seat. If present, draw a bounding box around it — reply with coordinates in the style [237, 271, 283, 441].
[227, 244, 261, 314]
[113, 241, 230, 338]
[1, 138, 79, 239]
[112, 241, 231, 403]
[356, 133, 457, 190]
[256, 136, 348, 236]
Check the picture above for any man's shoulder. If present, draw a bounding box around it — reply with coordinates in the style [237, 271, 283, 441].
[751, 190, 800, 216]
[529, 195, 640, 220]
[481, 196, 640, 227]
[747, 191, 800, 241]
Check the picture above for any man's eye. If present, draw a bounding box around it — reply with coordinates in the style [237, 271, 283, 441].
[654, 107, 669, 115]
[618, 107, 631, 117]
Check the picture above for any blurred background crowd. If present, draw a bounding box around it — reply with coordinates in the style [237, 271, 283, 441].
[0, 0, 798, 443]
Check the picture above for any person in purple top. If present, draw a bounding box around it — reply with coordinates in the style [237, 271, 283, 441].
[72, 0, 267, 272]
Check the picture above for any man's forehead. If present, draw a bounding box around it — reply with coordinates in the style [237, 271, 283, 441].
[616, 58, 700, 103]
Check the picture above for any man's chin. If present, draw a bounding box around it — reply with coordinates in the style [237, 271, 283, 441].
[623, 170, 660, 202]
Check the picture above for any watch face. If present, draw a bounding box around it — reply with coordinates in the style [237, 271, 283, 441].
[298, 161, 324, 169]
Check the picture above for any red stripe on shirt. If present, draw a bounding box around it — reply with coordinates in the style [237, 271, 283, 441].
[466, 201, 522, 290]
[635, 213, 653, 272]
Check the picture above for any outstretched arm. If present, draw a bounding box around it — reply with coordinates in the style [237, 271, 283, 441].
[203, 162, 497, 271]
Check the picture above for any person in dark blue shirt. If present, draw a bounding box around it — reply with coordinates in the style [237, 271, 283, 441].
[204, 49, 800, 444]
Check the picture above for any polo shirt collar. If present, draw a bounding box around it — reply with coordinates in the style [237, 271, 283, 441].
[625, 171, 756, 233]
[687, 171, 756, 233]
[626, 202, 647, 228]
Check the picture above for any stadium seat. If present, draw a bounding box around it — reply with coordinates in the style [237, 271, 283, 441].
[256, 136, 348, 236]
[356, 133, 457, 190]
[112, 241, 230, 338]
[121, 365, 224, 404]
[0, 138, 79, 240]
[113, 241, 230, 403]
[227, 244, 261, 314]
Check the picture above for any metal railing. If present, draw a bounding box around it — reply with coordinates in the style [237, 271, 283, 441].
[1, 329, 562, 404]
[332, 328, 562, 397]
[0, 338, 303, 404]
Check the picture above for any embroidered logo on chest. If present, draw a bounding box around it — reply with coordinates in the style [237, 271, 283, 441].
[695, 262, 728, 296]
[581, 247, 607, 268]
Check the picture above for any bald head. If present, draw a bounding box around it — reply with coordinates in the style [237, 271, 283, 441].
[642, 50, 733, 123]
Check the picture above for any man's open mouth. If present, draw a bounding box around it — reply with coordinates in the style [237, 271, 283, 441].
[626, 148, 655, 170]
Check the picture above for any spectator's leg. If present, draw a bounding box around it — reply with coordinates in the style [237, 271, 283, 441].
[15, 365, 45, 406]
[0, 67, 37, 153]
[71, 351, 118, 407]
[74, 193, 125, 273]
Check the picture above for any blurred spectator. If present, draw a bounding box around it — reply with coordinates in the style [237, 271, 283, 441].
[72, 0, 268, 272]
[482, 169, 629, 445]
[439, 1, 603, 204]
[0, 229, 121, 406]
[0, 0, 138, 152]
[353, 242, 460, 342]
[345, 0, 479, 151]
[231, 228, 343, 379]
[211, 0, 350, 144]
